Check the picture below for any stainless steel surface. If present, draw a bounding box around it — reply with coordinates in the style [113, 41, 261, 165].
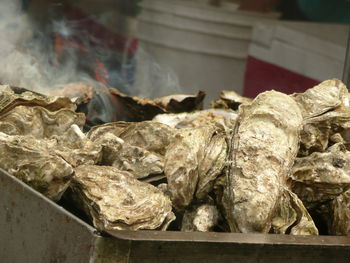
[1, 168, 350, 263]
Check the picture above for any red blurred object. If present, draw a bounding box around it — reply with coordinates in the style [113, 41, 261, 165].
[243, 56, 319, 98]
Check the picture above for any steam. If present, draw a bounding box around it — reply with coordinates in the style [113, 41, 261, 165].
[0, 0, 183, 99]
[0, 0, 103, 94]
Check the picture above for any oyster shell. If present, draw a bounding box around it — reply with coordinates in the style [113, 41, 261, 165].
[0, 85, 76, 114]
[291, 79, 348, 119]
[154, 91, 205, 113]
[93, 132, 163, 179]
[0, 105, 85, 138]
[71, 165, 175, 231]
[291, 143, 350, 210]
[211, 90, 252, 110]
[53, 125, 102, 167]
[88, 121, 174, 156]
[165, 126, 227, 210]
[271, 188, 318, 235]
[329, 189, 350, 236]
[223, 91, 303, 233]
[153, 109, 237, 131]
[109, 89, 206, 122]
[291, 79, 350, 156]
[0, 132, 73, 200]
[181, 204, 220, 232]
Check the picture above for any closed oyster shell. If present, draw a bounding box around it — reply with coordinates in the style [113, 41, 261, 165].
[292, 79, 348, 119]
[88, 121, 174, 156]
[93, 132, 163, 179]
[154, 91, 205, 113]
[71, 165, 175, 231]
[211, 90, 252, 111]
[271, 188, 318, 235]
[223, 91, 303, 233]
[0, 85, 76, 114]
[291, 143, 350, 210]
[291, 79, 350, 156]
[0, 132, 73, 200]
[53, 125, 102, 167]
[165, 126, 227, 210]
[330, 189, 350, 236]
[181, 204, 220, 232]
[196, 130, 227, 199]
[0, 105, 85, 138]
[153, 109, 237, 131]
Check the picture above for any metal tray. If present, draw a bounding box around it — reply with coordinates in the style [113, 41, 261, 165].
[1, 169, 350, 263]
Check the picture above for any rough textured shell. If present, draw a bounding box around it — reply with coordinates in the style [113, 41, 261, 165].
[154, 109, 237, 131]
[271, 188, 318, 235]
[0, 133, 73, 200]
[0, 85, 76, 114]
[0, 106, 85, 138]
[291, 143, 350, 209]
[165, 126, 227, 210]
[88, 121, 174, 156]
[93, 132, 163, 179]
[181, 204, 220, 232]
[224, 90, 303, 233]
[53, 125, 102, 167]
[292, 79, 348, 119]
[330, 189, 350, 236]
[71, 165, 174, 231]
[211, 90, 252, 111]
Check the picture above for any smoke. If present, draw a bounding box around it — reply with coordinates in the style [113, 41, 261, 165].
[0, 0, 102, 94]
[0, 0, 183, 99]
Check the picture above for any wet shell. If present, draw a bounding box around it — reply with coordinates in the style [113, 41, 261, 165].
[71, 165, 175, 231]
[271, 188, 318, 235]
[0, 133, 73, 200]
[0, 105, 85, 138]
[223, 90, 303, 233]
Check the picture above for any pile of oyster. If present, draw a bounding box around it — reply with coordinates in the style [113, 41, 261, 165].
[1, 79, 350, 236]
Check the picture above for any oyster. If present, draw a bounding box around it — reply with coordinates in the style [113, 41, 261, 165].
[291, 143, 350, 210]
[0, 105, 85, 138]
[93, 132, 163, 179]
[53, 125, 102, 167]
[181, 203, 220, 232]
[0, 85, 76, 115]
[165, 126, 227, 210]
[223, 91, 303, 233]
[88, 121, 174, 156]
[109, 89, 167, 122]
[153, 109, 237, 130]
[291, 79, 348, 119]
[0, 132, 73, 200]
[211, 90, 252, 110]
[154, 91, 205, 113]
[109, 89, 206, 122]
[291, 79, 350, 156]
[70, 165, 175, 231]
[271, 188, 318, 235]
[329, 189, 350, 236]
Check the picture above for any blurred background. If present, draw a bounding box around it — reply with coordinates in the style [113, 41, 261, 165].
[2, 0, 350, 104]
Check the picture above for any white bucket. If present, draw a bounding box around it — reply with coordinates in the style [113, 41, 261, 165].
[134, 0, 279, 103]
